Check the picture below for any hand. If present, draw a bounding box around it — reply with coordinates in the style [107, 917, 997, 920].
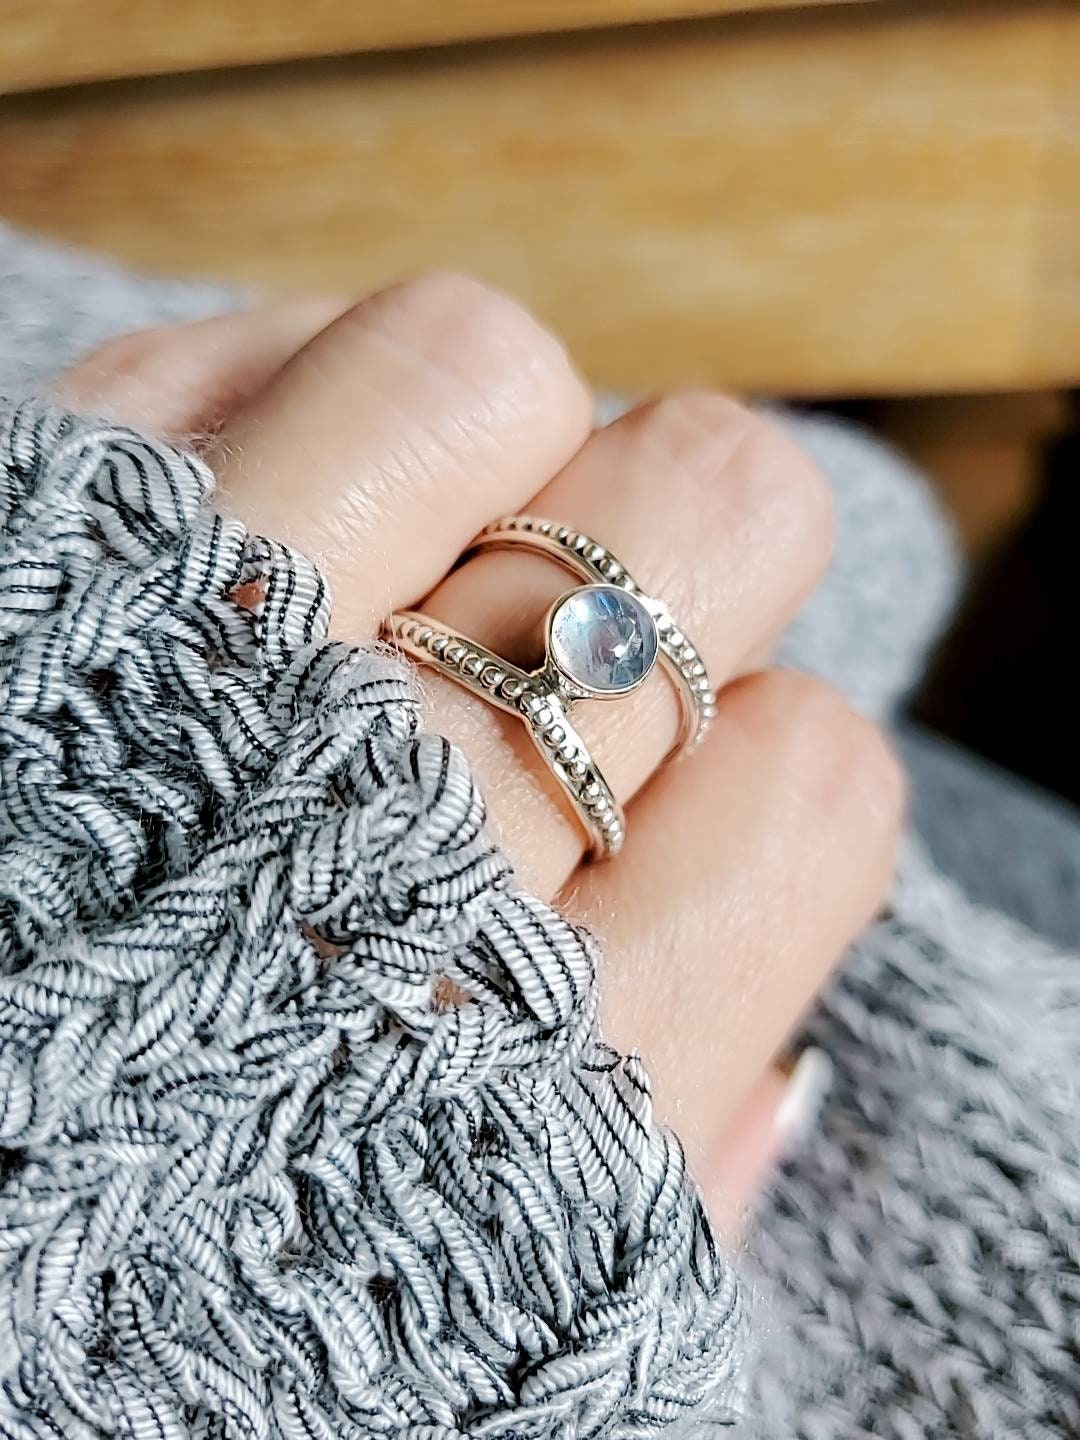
[58, 273, 903, 1230]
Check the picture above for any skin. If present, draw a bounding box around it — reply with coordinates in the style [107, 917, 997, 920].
[58, 273, 904, 1235]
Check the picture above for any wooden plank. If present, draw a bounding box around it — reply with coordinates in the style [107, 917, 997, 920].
[1, 0, 877, 94]
[1, 3, 1078, 396]
[1029, 7, 1080, 385]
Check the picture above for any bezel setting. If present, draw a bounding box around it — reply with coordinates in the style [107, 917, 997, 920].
[386, 515, 715, 860]
[545, 584, 660, 700]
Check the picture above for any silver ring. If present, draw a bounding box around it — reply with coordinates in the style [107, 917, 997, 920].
[386, 516, 715, 859]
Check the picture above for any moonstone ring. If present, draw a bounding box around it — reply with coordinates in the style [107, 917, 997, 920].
[386, 516, 715, 858]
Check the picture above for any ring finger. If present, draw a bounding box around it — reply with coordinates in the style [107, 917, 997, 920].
[573, 667, 902, 1190]
[415, 391, 834, 894]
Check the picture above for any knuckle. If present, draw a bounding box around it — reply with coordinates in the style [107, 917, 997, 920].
[630, 392, 834, 575]
[632, 390, 753, 469]
[343, 272, 589, 433]
[363, 270, 571, 374]
[773, 671, 905, 833]
[371, 269, 503, 325]
[840, 708, 906, 832]
[739, 414, 834, 575]
[78, 327, 169, 383]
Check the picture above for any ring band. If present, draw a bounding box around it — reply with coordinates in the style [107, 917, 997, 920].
[386, 516, 715, 859]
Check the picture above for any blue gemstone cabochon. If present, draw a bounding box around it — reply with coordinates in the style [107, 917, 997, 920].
[549, 585, 659, 694]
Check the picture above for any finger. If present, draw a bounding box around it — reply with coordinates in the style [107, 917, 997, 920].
[208, 272, 595, 638]
[54, 298, 350, 436]
[416, 393, 834, 892]
[709, 1050, 832, 1242]
[565, 668, 903, 1180]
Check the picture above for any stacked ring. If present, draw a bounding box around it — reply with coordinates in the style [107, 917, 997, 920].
[386, 516, 715, 859]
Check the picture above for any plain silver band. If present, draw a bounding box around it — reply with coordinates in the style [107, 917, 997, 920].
[387, 516, 715, 859]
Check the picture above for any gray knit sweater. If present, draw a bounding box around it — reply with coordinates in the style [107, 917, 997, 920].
[2, 224, 1078, 1438]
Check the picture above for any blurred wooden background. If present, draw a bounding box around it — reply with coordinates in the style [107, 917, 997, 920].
[3, 0, 1080, 398]
[1, 0, 1078, 550]
[3, 0, 1076, 796]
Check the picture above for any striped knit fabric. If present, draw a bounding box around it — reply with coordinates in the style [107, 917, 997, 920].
[0, 399, 745, 1439]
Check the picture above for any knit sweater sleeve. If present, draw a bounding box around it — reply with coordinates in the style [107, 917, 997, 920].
[0, 397, 746, 1438]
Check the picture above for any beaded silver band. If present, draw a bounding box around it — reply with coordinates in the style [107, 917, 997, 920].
[386, 516, 715, 859]
[389, 611, 626, 856]
[466, 516, 716, 751]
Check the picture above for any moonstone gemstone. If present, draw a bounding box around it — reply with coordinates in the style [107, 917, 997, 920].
[549, 585, 658, 694]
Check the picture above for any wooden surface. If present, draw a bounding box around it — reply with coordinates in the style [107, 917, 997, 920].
[1, 2, 1079, 396]
[0, 0, 872, 94]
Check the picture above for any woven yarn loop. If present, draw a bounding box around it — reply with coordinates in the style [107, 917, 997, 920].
[0, 399, 745, 1439]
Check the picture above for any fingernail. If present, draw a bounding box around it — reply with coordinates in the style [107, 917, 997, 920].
[774, 1047, 832, 1156]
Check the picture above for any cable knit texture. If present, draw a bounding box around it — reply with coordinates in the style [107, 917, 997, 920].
[0, 399, 744, 1439]
[746, 840, 1080, 1438]
[3, 224, 1080, 1439]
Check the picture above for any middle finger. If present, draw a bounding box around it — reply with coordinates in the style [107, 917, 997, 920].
[414, 392, 834, 894]
[209, 272, 594, 638]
